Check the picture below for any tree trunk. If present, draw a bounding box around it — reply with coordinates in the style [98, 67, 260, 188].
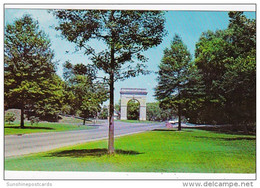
[108, 74, 115, 154]
[20, 105, 25, 129]
[243, 122, 249, 135]
[108, 10, 115, 154]
[178, 104, 181, 131]
[95, 112, 98, 125]
[108, 44, 115, 153]
[177, 77, 181, 131]
[83, 118, 86, 125]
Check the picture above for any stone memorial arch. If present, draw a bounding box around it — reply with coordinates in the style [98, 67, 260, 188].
[120, 88, 147, 121]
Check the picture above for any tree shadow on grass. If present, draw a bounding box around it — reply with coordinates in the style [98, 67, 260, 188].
[46, 148, 143, 158]
[183, 126, 255, 136]
[4, 126, 54, 130]
[152, 128, 193, 132]
[152, 126, 255, 136]
[152, 129, 178, 132]
[194, 136, 255, 141]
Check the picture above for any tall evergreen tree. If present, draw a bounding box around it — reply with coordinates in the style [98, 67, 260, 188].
[51, 10, 166, 154]
[4, 15, 59, 128]
[155, 35, 193, 131]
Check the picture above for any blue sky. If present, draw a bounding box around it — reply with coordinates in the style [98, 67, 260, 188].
[4, 9, 255, 104]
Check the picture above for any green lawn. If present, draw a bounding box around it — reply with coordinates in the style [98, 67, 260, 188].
[4, 122, 95, 135]
[5, 129, 255, 173]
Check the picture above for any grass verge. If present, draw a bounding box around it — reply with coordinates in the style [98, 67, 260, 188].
[116, 119, 156, 123]
[5, 129, 255, 173]
[4, 122, 95, 135]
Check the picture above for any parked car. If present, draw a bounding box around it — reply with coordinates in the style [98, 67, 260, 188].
[168, 119, 178, 124]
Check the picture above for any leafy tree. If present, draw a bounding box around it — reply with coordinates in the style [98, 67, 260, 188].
[51, 10, 166, 153]
[194, 29, 231, 123]
[99, 106, 108, 119]
[127, 100, 140, 120]
[155, 34, 193, 131]
[146, 102, 160, 121]
[146, 102, 156, 121]
[5, 112, 16, 124]
[222, 12, 256, 131]
[63, 61, 108, 125]
[146, 102, 179, 122]
[4, 15, 59, 128]
[222, 55, 255, 129]
[194, 12, 256, 131]
[227, 12, 256, 58]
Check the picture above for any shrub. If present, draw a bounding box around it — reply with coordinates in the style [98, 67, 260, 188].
[29, 116, 40, 125]
[5, 112, 16, 124]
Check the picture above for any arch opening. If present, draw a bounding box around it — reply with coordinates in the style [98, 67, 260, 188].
[127, 99, 140, 120]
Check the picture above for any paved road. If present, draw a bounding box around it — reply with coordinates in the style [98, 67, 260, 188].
[5, 121, 164, 158]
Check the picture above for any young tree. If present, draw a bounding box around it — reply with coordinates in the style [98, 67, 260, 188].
[4, 15, 58, 128]
[155, 35, 193, 131]
[51, 10, 166, 154]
